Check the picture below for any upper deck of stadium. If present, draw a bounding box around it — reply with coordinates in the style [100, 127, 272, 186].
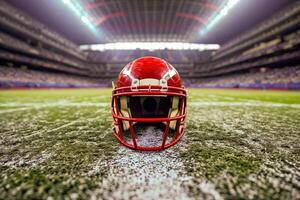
[0, 0, 299, 89]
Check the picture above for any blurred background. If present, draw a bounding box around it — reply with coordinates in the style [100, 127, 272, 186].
[0, 0, 299, 90]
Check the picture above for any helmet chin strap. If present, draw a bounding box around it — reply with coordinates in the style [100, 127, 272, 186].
[131, 78, 168, 91]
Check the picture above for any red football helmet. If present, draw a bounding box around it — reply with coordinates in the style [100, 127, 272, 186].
[111, 56, 187, 151]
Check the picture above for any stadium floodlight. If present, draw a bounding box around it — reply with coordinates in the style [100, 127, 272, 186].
[201, 0, 240, 35]
[62, 0, 98, 34]
[80, 42, 220, 51]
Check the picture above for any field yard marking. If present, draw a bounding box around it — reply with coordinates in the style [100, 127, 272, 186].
[1, 101, 300, 111]
[89, 127, 190, 199]
[89, 127, 224, 199]
[0, 107, 32, 114]
[98, 131, 109, 139]
[0, 102, 109, 114]
[87, 156, 104, 177]
[1, 101, 300, 115]
[46, 115, 102, 133]
[90, 148, 191, 199]
[6, 115, 103, 142]
[190, 102, 300, 108]
[0, 149, 53, 168]
[0, 115, 103, 168]
[0, 101, 108, 107]
[47, 120, 80, 133]
[199, 181, 223, 200]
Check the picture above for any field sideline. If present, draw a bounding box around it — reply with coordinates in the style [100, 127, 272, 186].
[0, 88, 300, 199]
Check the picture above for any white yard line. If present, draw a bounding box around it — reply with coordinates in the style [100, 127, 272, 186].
[0, 107, 32, 114]
[47, 115, 102, 132]
[199, 181, 223, 200]
[0, 150, 52, 168]
[47, 120, 81, 133]
[21, 116, 102, 140]
[190, 102, 300, 108]
[0, 102, 109, 114]
[89, 127, 223, 200]
[1, 101, 299, 115]
[1, 101, 300, 112]
[0, 101, 108, 108]
[9, 119, 81, 141]
[0, 101, 110, 108]
[1, 115, 103, 168]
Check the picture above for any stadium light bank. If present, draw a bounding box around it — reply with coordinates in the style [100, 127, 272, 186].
[201, 0, 240, 35]
[80, 43, 220, 52]
[62, 0, 98, 34]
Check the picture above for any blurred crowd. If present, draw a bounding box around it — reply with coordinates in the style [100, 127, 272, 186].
[87, 50, 213, 64]
[185, 66, 300, 89]
[195, 29, 300, 76]
[199, 50, 300, 77]
[0, 32, 88, 71]
[0, 66, 110, 88]
[1, 65, 299, 89]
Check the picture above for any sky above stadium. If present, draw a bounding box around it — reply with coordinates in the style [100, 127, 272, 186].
[7, 0, 293, 45]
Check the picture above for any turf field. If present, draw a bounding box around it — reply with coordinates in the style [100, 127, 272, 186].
[0, 88, 300, 199]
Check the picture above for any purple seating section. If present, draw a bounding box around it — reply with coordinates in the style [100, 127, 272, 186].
[0, 80, 109, 89]
[187, 82, 300, 90]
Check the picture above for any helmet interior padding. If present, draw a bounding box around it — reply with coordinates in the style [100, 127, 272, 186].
[129, 96, 172, 118]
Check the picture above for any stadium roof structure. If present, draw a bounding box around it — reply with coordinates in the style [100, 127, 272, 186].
[62, 0, 237, 42]
[7, 0, 293, 45]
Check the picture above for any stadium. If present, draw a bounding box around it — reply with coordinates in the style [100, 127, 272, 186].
[0, 0, 300, 199]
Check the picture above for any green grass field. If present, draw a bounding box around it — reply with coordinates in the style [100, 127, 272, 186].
[0, 88, 300, 199]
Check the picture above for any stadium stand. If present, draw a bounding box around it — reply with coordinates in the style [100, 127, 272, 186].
[0, 65, 110, 88]
[86, 50, 212, 64]
[0, 0, 108, 88]
[185, 66, 300, 90]
[0, 1, 85, 60]
[86, 50, 209, 78]
[190, 1, 300, 89]
[0, 1, 299, 89]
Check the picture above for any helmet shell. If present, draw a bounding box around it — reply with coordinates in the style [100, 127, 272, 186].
[111, 56, 187, 151]
[116, 56, 182, 88]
